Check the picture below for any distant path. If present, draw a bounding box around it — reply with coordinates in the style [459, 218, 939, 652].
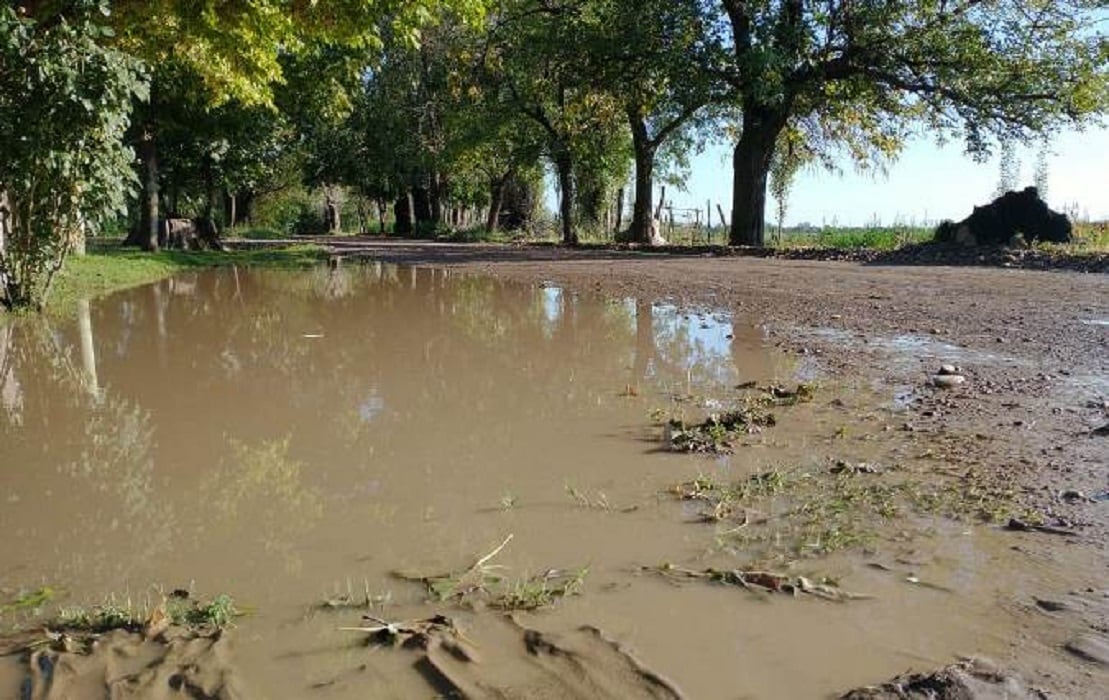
[229, 234, 1109, 273]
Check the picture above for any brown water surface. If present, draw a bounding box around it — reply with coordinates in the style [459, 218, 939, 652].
[0, 265, 1039, 698]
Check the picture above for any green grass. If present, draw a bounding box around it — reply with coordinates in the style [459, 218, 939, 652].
[44, 245, 328, 316]
[56, 592, 241, 633]
[439, 226, 519, 244]
[668, 460, 1029, 568]
[223, 225, 287, 240]
[780, 226, 933, 250]
[1061, 221, 1109, 253]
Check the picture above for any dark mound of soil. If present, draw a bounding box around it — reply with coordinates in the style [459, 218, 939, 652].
[841, 658, 1039, 700]
[935, 187, 1071, 246]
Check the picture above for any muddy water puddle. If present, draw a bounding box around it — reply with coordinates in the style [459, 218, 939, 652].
[0, 265, 1050, 698]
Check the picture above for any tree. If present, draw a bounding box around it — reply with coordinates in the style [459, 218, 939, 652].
[591, 0, 716, 243]
[769, 127, 805, 245]
[1033, 141, 1050, 201]
[995, 139, 1020, 197]
[487, 1, 626, 244]
[714, 0, 1108, 246]
[104, 0, 489, 250]
[0, 2, 147, 310]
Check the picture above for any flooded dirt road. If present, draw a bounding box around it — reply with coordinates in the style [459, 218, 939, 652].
[1, 254, 1106, 698]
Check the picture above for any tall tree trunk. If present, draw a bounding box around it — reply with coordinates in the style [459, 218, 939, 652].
[127, 127, 160, 251]
[430, 171, 444, 225]
[628, 111, 657, 244]
[630, 149, 656, 244]
[394, 192, 414, 235]
[324, 188, 341, 233]
[729, 108, 787, 247]
[0, 189, 9, 258]
[553, 150, 577, 246]
[614, 186, 625, 234]
[239, 190, 255, 224]
[0, 189, 9, 300]
[226, 191, 237, 228]
[412, 186, 432, 226]
[486, 174, 508, 234]
[376, 198, 387, 235]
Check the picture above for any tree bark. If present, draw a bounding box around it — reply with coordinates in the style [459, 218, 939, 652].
[324, 188, 341, 233]
[376, 198, 387, 235]
[239, 190, 255, 224]
[412, 186, 432, 226]
[627, 109, 658, 244]
[226, 192, 237, 228]
[0, 189, 9, 300]
[127, 127, 160, 251]
[394, 192, 414, 235]
[630, 148, 656, 244]
[486, 176, 507, 234]
[0, 188, 9, 261]
[429, 171, 444, 225]
[553, 150, 577, 245]
[729, 108, 788, 247]
[615, 186, 625, 234]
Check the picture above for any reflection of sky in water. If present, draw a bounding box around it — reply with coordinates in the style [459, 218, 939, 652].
[541, 287, 741, 386]
[650, 305, 738, 387]
[541, 286, 563, 335]
[359, 392, 385, 423]
[655, 307, 734, 365]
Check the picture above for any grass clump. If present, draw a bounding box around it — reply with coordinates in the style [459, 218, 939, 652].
[492, 568, 589, 611]
[669, 461, 1027, 567]
[319, 580, 392, 611]
[55, 591, 241, 634]
[395, 535, 587, 611]
[0, 587, 62, 617]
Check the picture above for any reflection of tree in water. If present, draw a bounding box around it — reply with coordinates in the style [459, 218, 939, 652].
[197, 437, 323, 574]
[252, 266, 356, 302]
[0, 317, 175, 584]
[0, 322, 24, 425]
[0, 267, 783, 602]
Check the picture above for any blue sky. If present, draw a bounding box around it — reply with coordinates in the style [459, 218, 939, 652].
[670, 126, 1109, 227]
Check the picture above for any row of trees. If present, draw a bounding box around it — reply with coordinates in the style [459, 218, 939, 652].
[2, 1, 1106, 309]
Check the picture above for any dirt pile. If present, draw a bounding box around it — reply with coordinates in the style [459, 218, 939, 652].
[935, 186, 1072, 246]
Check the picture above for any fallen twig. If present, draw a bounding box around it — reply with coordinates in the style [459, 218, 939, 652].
[646, 564, 871, 602]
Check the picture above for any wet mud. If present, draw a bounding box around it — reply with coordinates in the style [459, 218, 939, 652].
[1, 253, 1106, 698]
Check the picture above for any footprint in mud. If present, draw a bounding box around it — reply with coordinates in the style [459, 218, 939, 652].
[3, 627, 244, 699]
[343, 613, 684, 699]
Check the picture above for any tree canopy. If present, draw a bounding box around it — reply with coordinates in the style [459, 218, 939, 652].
[713, 0, 1108, 244]
[1, 0, 1107, 308]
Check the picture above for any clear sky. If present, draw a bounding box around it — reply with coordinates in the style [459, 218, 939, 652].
[668, 125, 1109, 227]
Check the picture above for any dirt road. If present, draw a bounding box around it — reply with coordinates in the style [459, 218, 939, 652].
[338, 238, 1108, 696]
